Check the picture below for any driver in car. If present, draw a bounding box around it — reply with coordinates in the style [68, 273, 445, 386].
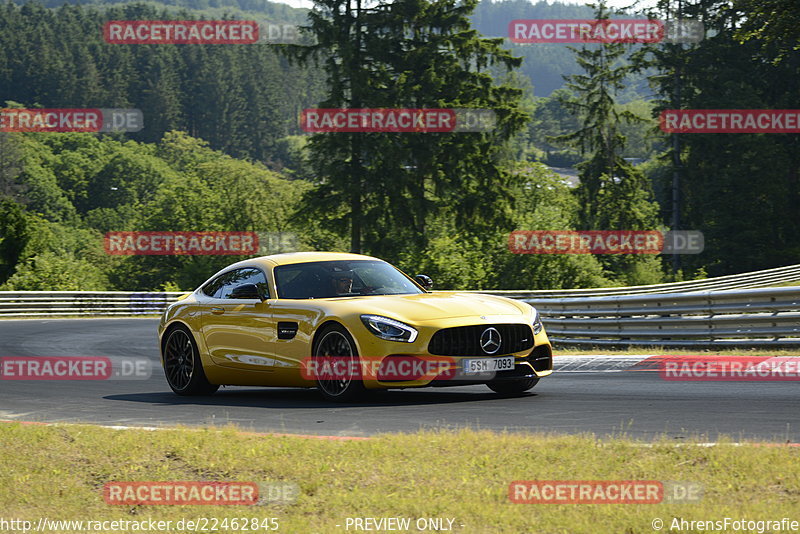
[332, 271, 354, 295]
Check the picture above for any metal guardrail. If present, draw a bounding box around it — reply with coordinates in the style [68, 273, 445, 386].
[1, 265, 799, 347]
[520, 287, 800, 347]
[486, 263, 800, 299]
[0, 291, 183, 317]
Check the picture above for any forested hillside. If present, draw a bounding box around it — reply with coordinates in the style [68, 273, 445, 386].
[472, 0, 652, 98]
[5, 0, 649, 98]
[0, 2, 326, 163]
[0, 131, 615, 291]
[12, 0, 308, 23]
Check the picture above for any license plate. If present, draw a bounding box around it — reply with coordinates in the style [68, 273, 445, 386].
[462, 356, 515, 374]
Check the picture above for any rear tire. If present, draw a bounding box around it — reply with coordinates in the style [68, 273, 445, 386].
[162, 325, 219, 396]
[312, 323, 365, 402]
[486, 377, 539, 396]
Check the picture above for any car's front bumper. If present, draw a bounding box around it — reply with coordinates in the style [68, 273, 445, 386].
[347, 316, 552, 389]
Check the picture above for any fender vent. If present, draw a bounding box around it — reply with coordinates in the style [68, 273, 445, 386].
[277, 322, 298, 340]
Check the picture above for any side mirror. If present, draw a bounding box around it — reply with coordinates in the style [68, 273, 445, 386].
[230, 283, 263, 300]
[415, 274, 433, 290]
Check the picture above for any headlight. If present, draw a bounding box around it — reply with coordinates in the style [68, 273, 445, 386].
[360, 315, 418, 342]
[532, 308, 543, 335]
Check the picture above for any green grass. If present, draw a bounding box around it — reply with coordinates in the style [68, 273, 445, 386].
[769, 280, 800, 287]
[1, 423, 798, 533]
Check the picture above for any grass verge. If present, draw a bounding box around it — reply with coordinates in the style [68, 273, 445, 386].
[1, 423, 798, 533]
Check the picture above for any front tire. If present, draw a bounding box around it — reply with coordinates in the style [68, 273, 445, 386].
[162, 325, 219, 396]
[312, 323, 365, 402]
[486, 377, 539, 396]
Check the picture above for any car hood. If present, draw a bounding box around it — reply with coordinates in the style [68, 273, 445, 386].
[327, 291, 530, 323]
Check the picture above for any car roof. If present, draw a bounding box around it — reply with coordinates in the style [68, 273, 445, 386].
[196, 252, 387, 293]
[253, 251, 382, 267]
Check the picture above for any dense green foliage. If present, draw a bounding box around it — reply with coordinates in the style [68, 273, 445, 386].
[0, 131, 311, 290]
[0, 1, 326, 162]
[11, 0, 648, 98]
[639, 0, 800, 275]
[544, 2, 662, 285]
[0, 129, 614, 291]
[0, 0, 798, 291]
[287, 0, 531, 258]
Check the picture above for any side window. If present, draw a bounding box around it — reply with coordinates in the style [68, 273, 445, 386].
[202, 273, 228, 297]
[218, 268, 270, 299]
[249, 269, 271, 300]
[202, 268, 270, 299]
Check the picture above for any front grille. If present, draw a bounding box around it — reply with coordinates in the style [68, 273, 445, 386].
[428, 324, 534, 356]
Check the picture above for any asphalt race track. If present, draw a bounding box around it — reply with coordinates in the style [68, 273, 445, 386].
[0, 319, 796, 442]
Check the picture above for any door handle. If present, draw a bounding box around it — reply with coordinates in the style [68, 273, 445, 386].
[211, 307, 225, 315]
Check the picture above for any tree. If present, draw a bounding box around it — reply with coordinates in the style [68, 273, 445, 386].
[639, 0, 800, 275]
[734, 0, 800, 63]
[0, 2, 325, 165]
[554, 4, 659, 226]
[0, 199, 29, 284]
[286, 0, 529, 261]
[552, 2, 663, 283]
[0, 132, 26, 201]
[527, 89, 582, 165]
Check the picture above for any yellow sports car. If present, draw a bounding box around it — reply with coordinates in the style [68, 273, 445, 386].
[158, 252, 552, 401]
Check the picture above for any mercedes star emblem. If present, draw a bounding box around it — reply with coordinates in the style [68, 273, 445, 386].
[480, 327, 502, 354]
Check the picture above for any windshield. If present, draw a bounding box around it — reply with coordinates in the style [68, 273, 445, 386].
[274, 260, 424, 299]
